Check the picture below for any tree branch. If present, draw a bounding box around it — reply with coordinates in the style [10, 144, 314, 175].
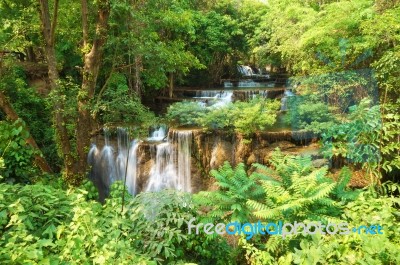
[0, 91, 53, 173]
[50, 0, 59, 46]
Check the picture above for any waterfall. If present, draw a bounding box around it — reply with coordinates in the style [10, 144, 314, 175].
[212, 92, 233, 108]
[116, 128, 129, 181]
[88, 128, 193, 197]
[281, 88, 295, 111]
[146, 142, 177, 191]
[193, 90, 233, 107]
[125, 141, 140, 195]
[146, 130, 193, 192]
[148, 126, 167, 141]
[237, 65, 254, 76]
[174, 131, 192, 192]
[88, 144, 100, 181]
[99, 145, 116, 190]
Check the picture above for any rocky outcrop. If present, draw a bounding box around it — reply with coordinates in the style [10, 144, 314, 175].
[90, 128, 324, 196]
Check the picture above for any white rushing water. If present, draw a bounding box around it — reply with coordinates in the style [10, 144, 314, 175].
[146, 130, 192, 192]
[125, 141, 140, 195]
[88, 128, 193, 196]
[175, 131, 192, 192]
[147, 126, 167, 141]
[281, 88, 295, 111]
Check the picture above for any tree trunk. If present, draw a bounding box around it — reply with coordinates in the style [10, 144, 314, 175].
[169, 72, 174, 98]
[37, 0, 75, 179]
[76, 0, 110, 175]
[0, 91, 52, 173]
[134, 56, 142, 96]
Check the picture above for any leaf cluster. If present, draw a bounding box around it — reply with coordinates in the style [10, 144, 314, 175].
[166, 98, 280, 137]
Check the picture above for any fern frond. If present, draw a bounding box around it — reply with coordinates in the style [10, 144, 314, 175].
[247, 200, 268, 212]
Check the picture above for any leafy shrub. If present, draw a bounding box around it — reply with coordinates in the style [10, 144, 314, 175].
[194, 162, 268, 223]
[0, 66, 60, 169]
[286, 95, 338, 133]
[199, 98, 280, 137]
[247, 158, 356, 224]
[196, 150, 365, 264]
[0, 180, 233, 265]
[321, 99, 382, 165]
[93, 73, 158, 137]
[166, 98, 280, 137]
[166, 101, 209, 126]
[232, 152, 400, 265]
[0, 119, 39, 183]
[0, 182, 152, 264]
[124, 188, 233, 264]
[288, 191, 400, 265]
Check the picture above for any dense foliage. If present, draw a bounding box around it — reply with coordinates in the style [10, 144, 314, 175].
[196, 151, 400, 264]
[0, 0, 399, 264]
[166, 98, 280, 137]
[0, 181, 232, 264]
[0, 119, 38, 183]
[1, 151, 399, 264]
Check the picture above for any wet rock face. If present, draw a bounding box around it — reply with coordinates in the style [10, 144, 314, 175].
[210, 140, 233, 169]
[137, 159, 154, 192]
[312, 158, 330, 168]
[90, 127, 322, 197]
[190, 130, 322, 192]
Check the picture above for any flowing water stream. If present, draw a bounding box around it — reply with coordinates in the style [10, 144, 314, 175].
[88, 127, 193, 197]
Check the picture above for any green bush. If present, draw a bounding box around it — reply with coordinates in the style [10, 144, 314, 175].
[194, 162, 268, 223]
[93, 73, 158, 137]
[287, 191, 400, 265]
[0, 119, 39, 183]
[0, 66, 60, 169]
[247, 150, 358, 224]
[286, 95, 338, 133]
[166, 101, 209, 126]
[124, 188, 233, 264]
[0, 180, 233, 264]
[166, 98, 280, 137]
[199, 98, 280, 137]
[0, 182, 153, 264]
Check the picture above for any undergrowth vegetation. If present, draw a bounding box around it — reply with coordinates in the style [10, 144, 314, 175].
[0, 181, 232, 265]
[166, 98, 280, 137]
[1, 151, 399, 264]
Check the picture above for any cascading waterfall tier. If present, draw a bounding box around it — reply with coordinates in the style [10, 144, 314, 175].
[146, 130, 193, 192]
[88, 127, 193, 198]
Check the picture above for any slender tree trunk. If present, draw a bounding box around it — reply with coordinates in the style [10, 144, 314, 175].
[169, 72, 174, 98]
[134, 56, 142, 96]
[81, 0, 89, 47]
[76, 0, 110, 175]
[0, 91, 52, 173]
[37, 0, 75, 179]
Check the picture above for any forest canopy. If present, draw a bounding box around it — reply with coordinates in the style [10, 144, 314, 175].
[0, 0, 399, 264]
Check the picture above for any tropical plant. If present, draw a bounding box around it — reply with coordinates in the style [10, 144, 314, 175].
[124, 188, 233, 264]
[0, 179, 236, 264]
[166, 98, 280, 137]
[194, 162, 267, 223]
[0, 181, 154, 264]
[289, 191, 400, 265]
[320, 99, 384, 182]
[247, 150, 358, 224]
[0, 119, 38, 183]
[223, 98, 280, 137]
[165, 101, 209, 127]
[93, 73, 158, 132]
